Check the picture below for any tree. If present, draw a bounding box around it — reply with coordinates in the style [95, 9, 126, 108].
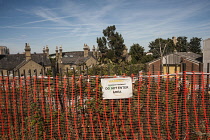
[97, 37, 108, 54]
[129, 43, 145, 64]
[148, 38, 175, 59]
[141, 55, 154, 64]
[189, 37, 202, 54]
[97, 25, 126, 63]
[175, 36, 188, 52]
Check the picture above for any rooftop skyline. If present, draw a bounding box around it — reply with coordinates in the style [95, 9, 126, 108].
[0, 0, 210, 54]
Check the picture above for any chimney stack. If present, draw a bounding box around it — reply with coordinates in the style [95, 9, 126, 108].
[58, 46, 62, 63]
[83, 44, 89, 57]
[92, 45, 96, 57]
[45, 45, 49, 57]
[43, 46, 46, 53]
[172, 36, 178, 46]
[25, 43, 31, 61]
[55, 46, 59, 61]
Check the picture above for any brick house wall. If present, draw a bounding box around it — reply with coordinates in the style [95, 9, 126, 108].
[147, 59, 161, 75]
[182, 58, 202, 72]
[85, 56, 97, 67]
[147, 58, 202, 75]
[18, 60, 43, 76]
[1, 60, 44, 76]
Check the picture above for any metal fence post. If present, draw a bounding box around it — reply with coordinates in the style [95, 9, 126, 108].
[181, 63, 186, 139]
[207, 63, 209, 91]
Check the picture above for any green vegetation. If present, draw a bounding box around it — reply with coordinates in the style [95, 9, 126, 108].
[97, 25, 126, 63]
[0, 74, 209, 139]
[96, 25, 202, 68]
[148, 37, 202, 59]
[129, 43, 154, 64]
[129, 43, 145, 64]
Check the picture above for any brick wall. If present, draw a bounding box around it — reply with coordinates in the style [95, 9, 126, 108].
[147, 59, 161, 75]
[18, 60, 43, 76]
[182, 59, 202, 72]
[147, 58, 202, 75]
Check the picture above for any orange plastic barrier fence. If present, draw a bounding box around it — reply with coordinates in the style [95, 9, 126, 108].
[0, 72, 210, 139]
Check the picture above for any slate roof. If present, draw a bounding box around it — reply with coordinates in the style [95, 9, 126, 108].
[0, 55, 6, 60]
[0, 53, 51, 71]
[31, 53, 51, 66]
[58, 51, 96, 65]
[176, 52, 202, 63]
[174, 52, 202, 61]
[61, 51, 84, 64]
[0, 54, 25, 70]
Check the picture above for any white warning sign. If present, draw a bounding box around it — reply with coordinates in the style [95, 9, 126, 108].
[101, 77, 133, 99]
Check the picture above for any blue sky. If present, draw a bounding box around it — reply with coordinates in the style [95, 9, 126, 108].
[0, 0, 210, 54]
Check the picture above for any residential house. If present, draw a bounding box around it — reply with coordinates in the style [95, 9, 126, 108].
[146, 51, 203, 75]
[50, 44, 98, 74]
[0, 43, 51, 76]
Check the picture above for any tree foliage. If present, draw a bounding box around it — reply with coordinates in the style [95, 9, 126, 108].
[148, 36, 202, 59]
[148, 38, 175, 59]
[189, 37, 202, 54]
[96, 37, 107, 53]
[141, 55, 154, 64]
[129, 43, 145, 64]
[97, 25, 126, 63]
[176, 36, 188, 52]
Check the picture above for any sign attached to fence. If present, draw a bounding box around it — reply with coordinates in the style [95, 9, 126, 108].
[101, 77, 133, 99]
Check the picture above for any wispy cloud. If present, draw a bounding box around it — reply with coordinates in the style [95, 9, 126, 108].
[0, 0, 210, 53]
[31, 7, 71, 26]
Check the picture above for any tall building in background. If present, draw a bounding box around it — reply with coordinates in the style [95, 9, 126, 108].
[0, 46, 10, 54]
[203, 38, 210, 72]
